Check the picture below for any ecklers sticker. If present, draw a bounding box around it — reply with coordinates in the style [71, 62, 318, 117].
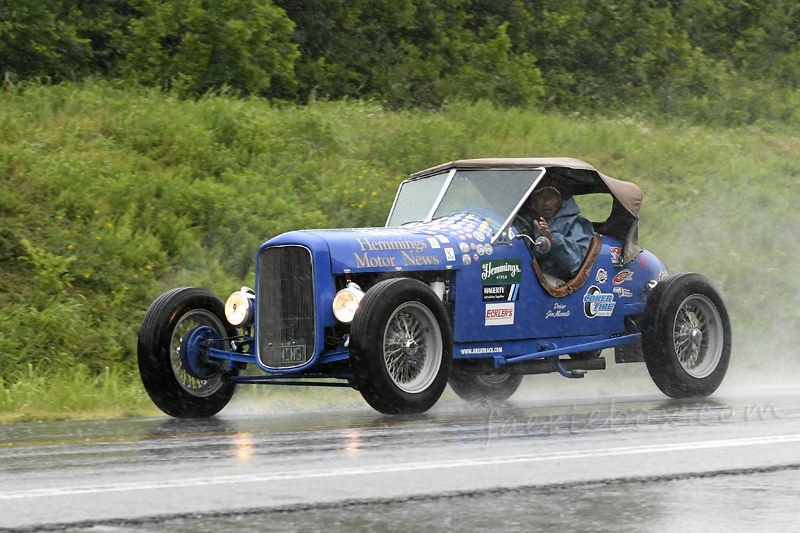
[426, 237, 441, 249]
[613, 287, 633, 298]
[485, 302, 515, 326]
[482, 284, 519, 302]
[613, 269, 634, 285]
[583, 286, 616, 318]
[596, 269, 608, 284]
[481, 259, 522, 284]
[610, 247, 622, 265]
[444, 246, 456, 261]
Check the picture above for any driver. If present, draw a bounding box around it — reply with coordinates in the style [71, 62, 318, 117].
[520, 179, 594, 286]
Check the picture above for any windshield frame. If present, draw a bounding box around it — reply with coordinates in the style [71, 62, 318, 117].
[385, 167, 547, 245]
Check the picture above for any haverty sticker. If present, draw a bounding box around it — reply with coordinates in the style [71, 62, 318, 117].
[485, 302, 515, 326]
[481, 259, 522, 284]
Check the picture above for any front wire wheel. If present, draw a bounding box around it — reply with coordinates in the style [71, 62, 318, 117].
[138, 287, 238, 418]
[383, 302, 443, 394]
[350, 278, 453, 414]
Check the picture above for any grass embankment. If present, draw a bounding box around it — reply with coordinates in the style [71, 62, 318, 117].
[2, 81, 799, 422]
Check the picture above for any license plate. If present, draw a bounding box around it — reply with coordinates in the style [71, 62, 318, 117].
[280, 344, 306, 364]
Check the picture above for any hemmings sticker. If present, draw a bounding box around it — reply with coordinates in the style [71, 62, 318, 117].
[481, 259, 522, 284]
[613, 287, 633, 298]
[483, 284, 519, 302]
[583, 286, 616, 318]
[485, 302, 515, 326]
[596, 269, 608, 284]
[613, 269, 634, 285]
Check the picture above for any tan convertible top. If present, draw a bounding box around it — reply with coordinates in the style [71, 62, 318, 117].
[410, 158, 644, 264]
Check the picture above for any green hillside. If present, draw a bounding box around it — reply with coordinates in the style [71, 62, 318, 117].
[1, 82, 799, 420]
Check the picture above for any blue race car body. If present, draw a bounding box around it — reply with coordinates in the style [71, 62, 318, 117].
[138, 158, 731, 416]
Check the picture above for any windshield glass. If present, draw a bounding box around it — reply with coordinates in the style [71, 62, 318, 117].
[431, 169, 543, 229]
[387, 168, 543, 230]
[386, 171, 449, 226]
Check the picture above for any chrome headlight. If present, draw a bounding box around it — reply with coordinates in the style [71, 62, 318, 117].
[225, 287, 255, 327]
[332, 283, 365, 323]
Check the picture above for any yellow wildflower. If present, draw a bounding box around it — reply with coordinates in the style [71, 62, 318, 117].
[371, 191, 377, 196]
[359, 188, 365, 192]
[107, 223, 112, 228]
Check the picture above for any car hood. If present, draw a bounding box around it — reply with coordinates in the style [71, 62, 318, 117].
[305, 214, 497, 274]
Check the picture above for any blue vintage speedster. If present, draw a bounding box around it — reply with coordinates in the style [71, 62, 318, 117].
[138, 158, 732, 416]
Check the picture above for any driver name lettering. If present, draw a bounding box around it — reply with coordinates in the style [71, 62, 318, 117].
[481, 260, 522, 284]
[545, 302, 570, 319]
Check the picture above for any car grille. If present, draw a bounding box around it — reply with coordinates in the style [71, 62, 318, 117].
[257, 245, 316, 369]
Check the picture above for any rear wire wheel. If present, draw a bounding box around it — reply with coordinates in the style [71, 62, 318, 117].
[449, 373, 523, 403]
[642, 273, 731, 398]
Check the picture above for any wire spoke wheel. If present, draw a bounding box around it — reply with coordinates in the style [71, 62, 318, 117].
[383, 302, 442, 394]
[171, 309, 228, 397]
[672, 294, 723, 379]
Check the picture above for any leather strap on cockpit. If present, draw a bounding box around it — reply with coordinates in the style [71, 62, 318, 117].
[532, 233, 603, 298]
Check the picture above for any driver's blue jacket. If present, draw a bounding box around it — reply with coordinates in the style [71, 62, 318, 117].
[531, 197, 594, 279]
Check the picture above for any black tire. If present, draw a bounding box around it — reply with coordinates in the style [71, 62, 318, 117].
[642, 273, 731, 398]
[449, 373, 523, 403]
[138, 287, 238, 418]
[569, 349, 603, 360]
[349, 278, 453, 414]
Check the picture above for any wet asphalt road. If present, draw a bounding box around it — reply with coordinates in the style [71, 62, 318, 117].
[2, 376, 800, 531]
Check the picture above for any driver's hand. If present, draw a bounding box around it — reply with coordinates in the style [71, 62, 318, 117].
[534, 217, 556, 248]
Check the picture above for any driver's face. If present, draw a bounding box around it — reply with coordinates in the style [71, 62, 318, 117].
[533, 188, 562, 220]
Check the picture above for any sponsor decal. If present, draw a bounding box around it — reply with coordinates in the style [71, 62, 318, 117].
[444, 246, 456, 261]
[477, 244, 485, 256]
[583, 286, 616, 318]
[462, 254, 472, 265]
[596, 269, 608, 284]
[459, 235, 466, 240]
[482, 284, 519, 302]
[473, 253, 480, 262]
[545, 302, 571, 319]
[485, 302, 515, 326]
[481, 259, 523, 284]
[639, 253, 648, 268]
[436, 234, 449, 244]
[483, 244, 493, 256]
[470, 243, 477, 251]
[449, 224, 460, 230]
[474, 231, 485, 242]
[610, 247, 622, 264]
[466, 232, 473, 239]
[613, 287, 633, 298]
[426, 237, 441, 249]
[459, 242, 470, 253]
[613, 269, 634, 285]
[659, 269, 668, 281]
[460, 346, 502, 355]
